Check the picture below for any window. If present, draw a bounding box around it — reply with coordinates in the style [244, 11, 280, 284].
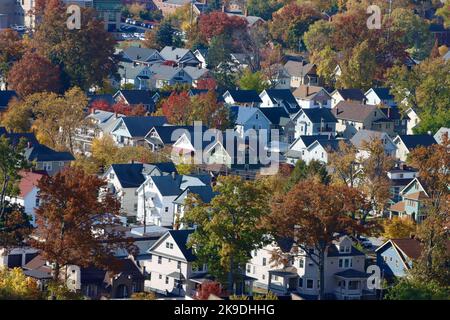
[43, 162, 52, 171]
[299, 259, 304, 268]
[339, 258, 352, 268]
[262, 258, 266, 266]
[166, 242, 173, 249]
[246, 264, 251, 273]
[109, 173, 115, 179]
[306, 279, 313, 289]
[255, 113, 259, 119]
[165, 277, 169, 284]
[158, 256, 162, 264]
[298, 278, 303, 288]
[134, 204, 137, 211]
[262, 274, 265, 280]
[165, 207, 169, 213]
[177, 261, 181, 269]
[159, 274, 162, 279]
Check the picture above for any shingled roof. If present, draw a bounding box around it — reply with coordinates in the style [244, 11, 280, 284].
[332, 101, 380, 122]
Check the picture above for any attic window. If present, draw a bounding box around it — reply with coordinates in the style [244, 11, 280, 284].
[166, 242, 173, 249]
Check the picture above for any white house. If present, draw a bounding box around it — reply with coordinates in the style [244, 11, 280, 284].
[136, 174, 210, 227]
[142, 229, 207, 297]
[246, 236, 372, 300]
[393, 134, 437, 162]
[364, 88, 396, 107]
[405, 108, 421, 135]
[259, 89, 300, 116]
[110, 116, 167, 147]
[350, 129, 397, 160]
[223, 90, 262, 107]
[285, 136, 345, 165]
[4, 170, 45, 226]
[293, 85, 332, 109]
[292, 108, 337, 138]
[103, 162, 177, 219]
[229, 106, 272, 141]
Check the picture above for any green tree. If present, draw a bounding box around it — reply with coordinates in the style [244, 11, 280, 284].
[238, 69, 269, 92]
[183, 175, 270, 294]
[336, 40, 376, 90]
[284, 159, 330, 192]
[386, 278, 449, 300]
[0, 268, 42, 300]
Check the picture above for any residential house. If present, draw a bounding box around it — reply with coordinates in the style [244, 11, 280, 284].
[173, 185, 216, 228]
[121, 46, 164, 66]
[376, 238, 422, 280]
[74, 109, 123, 155]
[193, 48, 208, 69]
[183, 66, 211, 88]
[260, 107, 296, 145]
[223, 90, 262, 107]
[259, 89, 300, 116]
[405, 108, 421, 134]
[145, 125, 206, 152]
[113, 89, 159, 112]
[136, 174, 210, 227]
[103, 162, 177, 219]
[1, 130, 74, 175]
[331, 89, 367, 108]
[379, 106, 408, 136]
[110, 116, 167, 147]
[332, 101, 393, 138]
[293, 85, 331, 109]
[144, 229, 254, 297]
[389, 178, 429, 223]
[350, 130, 397, 159]
[434, 127, 449, 144]
[116, 62, 151, 88]
[364, 88, 396, 107]
[0, 246, 39, 269]
[147, 64, 194, 89]
[393, 134, 437, 162]
[285, 135, 346, 165]
[229, 106, 272, 141]
[225, 12, 264, 29]
[246, 236, 373, 300]
[387, 164, 418, 204]
[292, 107, 337, 138]
[0, 90, 17, 113]
[159, 46, 201, 68]
[5, 170, 46, 226]
[268, 64, 292, 89]
[283, 60, 319, 88]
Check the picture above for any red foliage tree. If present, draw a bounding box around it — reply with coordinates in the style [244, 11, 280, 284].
[196, 78, 217, 91]
[90, 99, 112, 112]
[161, 91, 192, 125]
[198, 11, 248, 43]
[32, 167, 134, 281]
[8, 51, 61, 97]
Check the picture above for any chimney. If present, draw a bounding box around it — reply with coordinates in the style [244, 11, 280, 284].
[91, 108, 95, 114]
[171, 171, 176, 179]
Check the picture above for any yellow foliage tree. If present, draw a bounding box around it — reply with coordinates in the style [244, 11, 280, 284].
[382, 216, 416, 239]
[0, 268, 42, 300]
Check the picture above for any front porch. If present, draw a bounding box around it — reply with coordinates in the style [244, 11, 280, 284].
[334, 269, 371, 300]
[267, 267, 299, 295]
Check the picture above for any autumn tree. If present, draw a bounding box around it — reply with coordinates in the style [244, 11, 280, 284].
[269, 2, 322, 49]
[198, 11, 248, 46]
[183, 175, 270, 294]
[0, 29, 24, 90]
[386, 277, 449, 300]
[161, 91, 192, 125]
[382, 217, 416, 239]
[8, 51, 61, 97]
[328, 140, 359, 187]
[356, 139, 395, 222]
[265, 180, 367, 299]
[387, 57, 450, 134]
[32, 2, 116, 91]
[32, 167, 133, 281]
[0, 268, 42, 300]
[406, 136, 449, 286]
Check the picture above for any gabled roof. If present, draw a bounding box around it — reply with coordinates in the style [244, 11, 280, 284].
[333, 89, 366, 101]
[259, 107, 290, 125]
[183, 66, 208, 80]
[299, 107, 338, 123]
[160, 46, 192, 62]
[173, 185, 216, 205]
[110, 163, 146, 188]
[118, 116, 168, 137]
[293, 85, 328, 99]
[146, 125, 207, 144]
[283, 60, 316, 78]
[224, 90, 262, 104]
[350, 129, 393, 149]
[123, 47, 159, 62]
[366, 87, 394, 100]
[0, 90, 17, 109]
[25, 144, 75, 162]
[263, 89, 298, 105]
[18, 170, 47, 198]
[168, 229, 196, 262]
[395, 134, 437, 150]
[115, 90, 157, 106]
[332, 101, 381, 122]
[308, 138, 342, 152]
